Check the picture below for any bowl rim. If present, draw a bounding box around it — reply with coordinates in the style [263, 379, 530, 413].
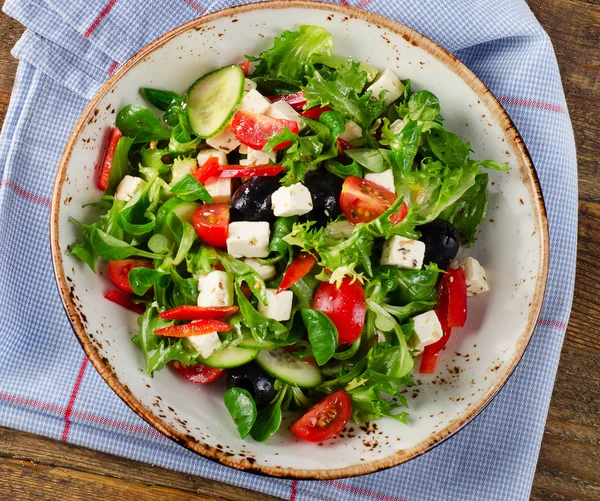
[50, 0, 550, 479]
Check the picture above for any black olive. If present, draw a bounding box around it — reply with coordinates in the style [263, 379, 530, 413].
[230, 176, 282, 223]
[300, 170, 343, 227]
[417, 219, 460, 270]
[226, 362, 277, 409]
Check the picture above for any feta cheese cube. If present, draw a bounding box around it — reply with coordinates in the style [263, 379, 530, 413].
[240, 89, 271, 115]
[244, 78, 257, 93]
[244, 258, 276, 281]
[365, 169, 395, 193]
[197, 270, 234, 307]
[339, 121, 363, 143]
[206, 125, 240, 153]
[227, 221, 271, 258]
[367, 69, 404, 104]
[389, 119, 404, 135]
[258, 289, 293, 321]
[381, 235, 425, 270]
[325, 220, 356, 239]
[452, 257, 489, 296]
[409, 310, 443, 353]
[204, 176, 231, 203]
[197, 148, 227, 167]
[271, 183, 313, 217]
[246, 147, 276, 166]
[114, 175, 144, 202]
[184, 332, 222, 359]
[170, 157, 197, 185]
[265, 101, 305, 130]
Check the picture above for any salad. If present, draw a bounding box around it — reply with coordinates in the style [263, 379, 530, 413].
[69, 25, 506, 443]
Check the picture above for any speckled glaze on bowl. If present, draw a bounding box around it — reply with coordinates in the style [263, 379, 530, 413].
[50, 1, 549, 479]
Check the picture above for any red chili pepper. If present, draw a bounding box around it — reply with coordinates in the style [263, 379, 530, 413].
[158, 305, 238, 321]
[97, 127, 123, 191]
[239, 59, 251, 76]
[154, 319, 232, 338]
[194, 157, 221, 184]
[300, 106, 332, 120]
[277, 253, 317, 293]
[266, 91, 307, 112]
[216, 165, 284, 178]
[104, 289, 145, 315]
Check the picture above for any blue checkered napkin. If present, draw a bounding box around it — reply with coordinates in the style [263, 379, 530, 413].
[0, 1, 576, 500]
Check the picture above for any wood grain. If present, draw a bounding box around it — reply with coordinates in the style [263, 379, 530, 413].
[0, 1, 598, 499]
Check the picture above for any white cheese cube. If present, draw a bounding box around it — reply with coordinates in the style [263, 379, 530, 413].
[244, 78, 257, 93]
[197, 148, 227, 167]
[114, 175, 144, 202]
[244, 258, 276, 282]
[184, 332, 222, 359]
[258, 289, 293, 321]
[409, 310, 443, 353]
[389, 119, 404, 135]
[367, 69, 404, 104]
[365, 169, 395, 193]
[227, 221, 271, 258]
[197, 270, 234, 307]
[246, 148, 276, 166]
[170, 157, 197, 185]
[325, 220, 356, 239]
[265, 101, 305, 130]
[206, 125, 240, 153]
[381, 235, 425, 270]
[339, 121, 363, 143]
[240, 89, 271, 115]
[452, 257, 489, 296]
[203, 176, 231, 203]
[238, 144, 249, 155]
[271, 183, 313, 217]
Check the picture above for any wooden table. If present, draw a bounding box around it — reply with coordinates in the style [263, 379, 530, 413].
[0, 1, 598, 499]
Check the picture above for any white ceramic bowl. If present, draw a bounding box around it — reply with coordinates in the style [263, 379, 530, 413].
[51, 1, 549, 479]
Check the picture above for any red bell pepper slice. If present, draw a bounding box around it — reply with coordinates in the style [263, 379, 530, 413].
[301, 106, 332, 120]
[104, 289, 145, 315]
[216, 165, 284, 178]
[158, 305, 238, 321]
[239, 59, 251, 77]
[266, 91, 307, 112]
[419, 268, 468, 373]
[97, 127, 123, 191]
[390, 202, 409, 225]
[277, 252, 317, 293]
[154, 319, 232, 338]
[194, 157, 221, 184]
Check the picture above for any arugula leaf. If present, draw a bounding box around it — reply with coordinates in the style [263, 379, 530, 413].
[440, 172, 489, 246]
[325, 158, 363, 179]
[234, 284, 288, 342]
[250, 397, 283, 442]
[371, 264, 441, 304]
[249, 25, 333, 81]
[128, 267, 168, 296]
[289, 272, 319, 310]
[170, 174, 213, 203]
[116, 104, 171, 143]
[265, 216, 297, 265]
[89, 228, 162, 261]
[107, 136, 135, 194]
[166, 212, 197, 266]
[301, 309, 338, 366]
[224, 388, 258, 439]
[319, 110, 346, 139]
[302, 60, 386, 131]
[140, 88, 182, 112]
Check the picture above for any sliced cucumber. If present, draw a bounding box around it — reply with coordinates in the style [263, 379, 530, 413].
[256, 348, 323, 388]
[185, 65, 245, 138]
[172, 201, 199, 223]
[238, 335, 278, 351]
[198, 345, 258, 369]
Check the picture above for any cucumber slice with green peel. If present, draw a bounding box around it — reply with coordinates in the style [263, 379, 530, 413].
[197, 345, 258, 368]
[256, 349, 323, 388]
[172, 201, 199, 223]
[185, 65, 245, 138]
[238, 335, 278, 351]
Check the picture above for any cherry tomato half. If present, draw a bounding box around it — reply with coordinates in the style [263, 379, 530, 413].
[193, 204, 230, 249]
[231, 110, 299, 151]
[290, 390, 352, 443]
[108, 259, 154, 294]
[312, 277, 366, 345]
[339, 176, 398, 224]
[172, 361, 224, 383]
